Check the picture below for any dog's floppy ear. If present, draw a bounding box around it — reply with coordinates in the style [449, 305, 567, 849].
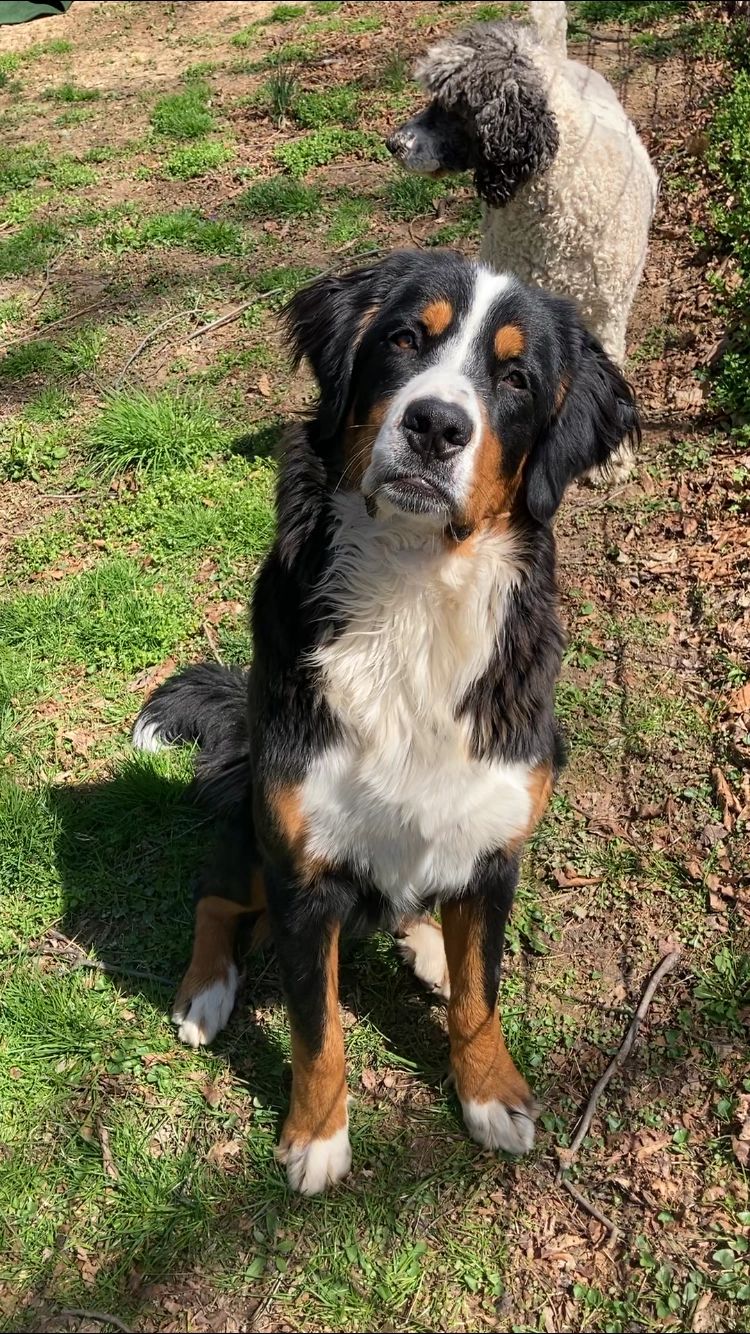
[283, 264, 383, 438]
[473, 82, 558, 207]
[525, 328, 641, 523]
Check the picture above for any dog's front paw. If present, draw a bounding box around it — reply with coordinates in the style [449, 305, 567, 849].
[461, 1095, 538, 1155]
[276, 1123, 352, 1195]
[172, 965, 239, 1047]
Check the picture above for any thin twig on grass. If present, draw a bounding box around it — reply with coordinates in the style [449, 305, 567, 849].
[560, 1176, 619, 1240]
[27, 240, 73, 313]
[559, 947, 681, 1174]
[202, 618, 224, 664]
[0, 296, 115, 353]
[36, 928, 174, 989]
[115, 308, 201, 386]
[56, 1309, 132, 1334]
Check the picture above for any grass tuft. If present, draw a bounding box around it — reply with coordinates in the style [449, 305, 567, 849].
[292, 84, 360, 128]
[43, 81, 100, 102]
[274, 128, 386, 177]
[237, 174, 321, 219]
[0, 222, 63, 278]
[86, 390, 229, 478]
[386, 174, 447, 219]
[164, 139, 233, 179]
[151, 83, 215, 140]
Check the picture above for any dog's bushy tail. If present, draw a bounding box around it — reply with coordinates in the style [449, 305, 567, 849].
[131, 662, 250, 812]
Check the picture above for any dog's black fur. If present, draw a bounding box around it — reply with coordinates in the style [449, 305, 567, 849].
[133, 250, 640, 1190]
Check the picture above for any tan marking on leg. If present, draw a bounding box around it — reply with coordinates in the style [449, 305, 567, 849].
[421, 298, 454, 338]
[494, 324, 525, 361]
[441, 899, 531, 1111]
[174, 894, 248, 1013]
[278, 922, 348, 1148]
[508, 760, 554, 853]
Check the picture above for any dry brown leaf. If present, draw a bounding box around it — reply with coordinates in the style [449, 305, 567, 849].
[206, 1139, 243, 1170]
[257, 372, 272, 397]
[128, 657, 177, 694]
[727, 681, 750, 714]
[200, 1078, 223, 1108]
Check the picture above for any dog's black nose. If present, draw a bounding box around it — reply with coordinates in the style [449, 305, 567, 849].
[402, 398, 472, 461]
[386, 128, 410, 160]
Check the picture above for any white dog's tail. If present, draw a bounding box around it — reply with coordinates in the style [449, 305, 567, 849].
[529, 1, 567, 57]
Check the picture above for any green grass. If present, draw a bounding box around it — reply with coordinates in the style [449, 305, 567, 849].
[0, 328, 104, 382]
[326, 196, 373, 246]
[86, 390, 229, 478]
[164, 139, 233, 179]
[151, 83, 216, 140]
[0, 221, 63, 278]
[292, 83, 360, 128]
[237, 174, 321, 219]
[0, 144, 52, 192]
[103, 208, 244, 256]
[43, 81, 100, 102]
[274, 127, 386, 177]
[386, 174, 447, 219]
[708, 62, 750, 437]
[267, 2, 307, 20]
[0, 557, 195, 672]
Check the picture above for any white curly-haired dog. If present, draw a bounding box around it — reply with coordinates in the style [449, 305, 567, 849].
[387, 1, 658, 479]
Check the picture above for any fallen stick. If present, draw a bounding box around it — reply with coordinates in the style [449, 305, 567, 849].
[115, 308, 201, 385]
[56, 1309, 131, 1334]
[558, 947, 682, 1177]
[560, 1177, 618, 1240]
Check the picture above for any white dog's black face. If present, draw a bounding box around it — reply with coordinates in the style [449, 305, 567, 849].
[285, 250, 640, 534]
[386, 22, 559, 207]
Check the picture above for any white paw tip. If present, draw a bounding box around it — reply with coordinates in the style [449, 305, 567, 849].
[132, 715, 168, 754]
[172, 966, 239, 1047]
[462, 1097, 537, 1155]
[397, 920, 450, 1000]
[278, 1124, 352, 1196]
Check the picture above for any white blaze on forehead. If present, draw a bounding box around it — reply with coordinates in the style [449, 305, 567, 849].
[364, 265, 515, 505]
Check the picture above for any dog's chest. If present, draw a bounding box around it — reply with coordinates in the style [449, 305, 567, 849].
[299, 504, 534, 907]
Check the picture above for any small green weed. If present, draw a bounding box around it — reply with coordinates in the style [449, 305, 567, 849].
[570, 1, 683, 23]
[695, 946, 750, 1031]
[274, 128, 386, 177]
[23, 387, 72, 424]
[86, 390, 229, 478]
[258, 40, 316, 67]
[151, 83, 215, 140]
[43, 81, 100, 103]
[386, 174, 446, 219]
[164, 139, 233, 180]
[293, 84, 359, 128]
[267, 3, 306, 20]
[237, 174, 321, 219]
[53, 106, 93, 127]
[50, 157, 98, 189]
[183, 61, 217, 81]
[0, 145, 52, 192]
[380, 53, 410, 93]
[106, 209, 244, 256]
[0, 420, 69, 483]
[0, 221, 63, 278]
[326, 196, 372, 246]
[0, 297, 24, 328]
[473, 3, 504, 19]
[254, 263, 318, 305]
[312, 0, 340, 11]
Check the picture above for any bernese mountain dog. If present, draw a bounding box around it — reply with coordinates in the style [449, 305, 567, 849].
[132, 249, 640, 1195]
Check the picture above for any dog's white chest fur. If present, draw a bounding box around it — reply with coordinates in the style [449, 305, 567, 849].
[301, 496, 534, 908]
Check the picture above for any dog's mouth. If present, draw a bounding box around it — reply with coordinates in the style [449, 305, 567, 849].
[376, 474, 454, 516]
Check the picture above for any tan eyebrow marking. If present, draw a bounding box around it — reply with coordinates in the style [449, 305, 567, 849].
[494, 324, 526, 360]
[421, 298, 454, 337]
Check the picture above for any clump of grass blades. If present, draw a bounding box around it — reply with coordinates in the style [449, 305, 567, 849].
[151, 83, 215, 140]
[266, 67, 298, 125]
[140, 209, 243, 254]
[386, 174, 447, 220]
[0, 222, 63, 278]
[43, 81, 99, 102]
[292, 85, 359, 128]
[86, 390, 229, 478]
[164, 140, 233, 180]
[237, 175, 321, 219]
[274, 128, 386, 177]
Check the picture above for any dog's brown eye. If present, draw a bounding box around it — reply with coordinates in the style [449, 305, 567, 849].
[500, 368, 528, 390]
[390, 329, 418, 352]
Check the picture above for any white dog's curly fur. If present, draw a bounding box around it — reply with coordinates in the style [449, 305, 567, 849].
[388, 2, 658, 480]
